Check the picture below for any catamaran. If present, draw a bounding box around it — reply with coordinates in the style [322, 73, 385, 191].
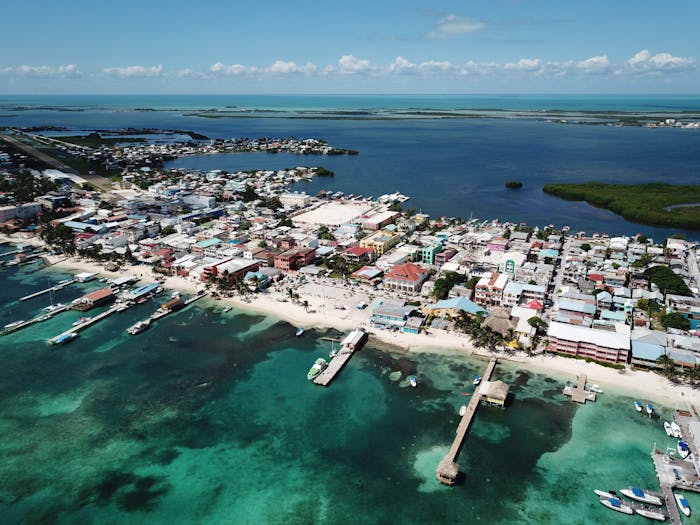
[621, 487, 663, 506]
[599, 497, 633, 515]
[674, 493, 691, 517]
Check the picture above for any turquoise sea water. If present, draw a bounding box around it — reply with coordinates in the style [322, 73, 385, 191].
[1, 260, 698, 524]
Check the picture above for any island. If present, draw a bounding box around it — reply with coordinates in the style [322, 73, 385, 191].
[543, 182, 700, 230]
[505, 181, 523, 189]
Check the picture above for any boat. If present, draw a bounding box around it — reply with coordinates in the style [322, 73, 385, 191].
[647, 403, 654, 416]
[664, 422, 675, 437]
[594, 489, 617, 498]
[222, 306, 232, 313]
[677, 440, 691, 459]
[127, 319, 151, 335]
[671, 422, 682, 438]
[621, 487, 663, 506]
[473, 375, 482, 386]
[459, 405, 467, 416]
[635, 401, 643, 413]
[599, 497, 634, 515]
[634, 507, 667, 521]
[52, 332, 78, 345]
[4, 320, 24, 330]
[590, 384, 603, 393]
[72, 316, 91, 327]
[43, 302, 64, 313]
[409, 375, 417, 388]
[307, 358, 327, 381]
[674, 493, 691, 517]
[295, 327, 305, 337]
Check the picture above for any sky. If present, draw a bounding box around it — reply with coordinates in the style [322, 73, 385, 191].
[1, 0, 698, 94]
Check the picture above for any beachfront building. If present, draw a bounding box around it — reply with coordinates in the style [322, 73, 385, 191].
[359, 230, 401, 257]
[422, 296, 487, 319]
[273, 247, 316, 271]
[383, 262, 429, 293]
[71, 287, 115, 311]
[474, 272, 510, 307]
[630, 329, 667, 369]
[547, 321, 631, 364]
[342, 246, 375, 264]
[370, 298, 423, 333]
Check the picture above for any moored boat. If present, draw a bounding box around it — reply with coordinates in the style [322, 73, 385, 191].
[222, 306, 232, 313]
[72, 316, 91, 327]
[473, 375, 482, 386]
[647, 403, 654, 416]
[677, 440, 691, 459]
[599, 497, 634, 515]
[409, 375, 417, 388]
[664, 421, 674, 437]
[674, 493, 691, 517]
[43, 302, 64, 313]
[51, 332, 78, 345]
[307, 358, 327, 381]
[594, 489, 616, 498]
[635, 401, 643, 413]
[671, 422, 682, 438]
[3, 320, 24, 330]
[296, 327, 304, 337]
[459, 405, 467, 416]
[590, 384, 603, 393]
[634, 507, 667, 521]
[127, 319, 151, 335]
[621, 487, 663, 506]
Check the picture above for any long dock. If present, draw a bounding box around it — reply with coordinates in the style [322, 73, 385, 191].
[313, 329, 368, 386]
[49, 303, 125, 344]
[1, 305, 70, 335]
[436, 357, 498, 485]
[132, 291, 208, 327]
[19, 279, 77, 301]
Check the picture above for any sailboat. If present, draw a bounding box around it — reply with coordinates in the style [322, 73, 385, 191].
[43, 282, 63, 313]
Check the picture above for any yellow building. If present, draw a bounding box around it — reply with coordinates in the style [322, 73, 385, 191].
[359, 230, 401, 256]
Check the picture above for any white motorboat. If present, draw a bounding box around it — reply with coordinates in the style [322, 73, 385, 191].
[647, 403, 654, 416]
[590, 384, 603, 393]
[621, 487, 663, 506]
[43, 302, 64, 313]
[634, 401, 643, 413]
[409, 375, 417, 388]
[3, 320, 25, 330]
[459, 405, 467, 416]
[473, 375, 482, 386]
[664, 421, 674, 437]
[674, 493, 691, 517]
[594, 489, 617, 498]
[671, 422, 682, 439]
[295, 327, 304, 337]
[677, 440, 691, 459]
[599, 497, 634, 515]
[634, 507, 667, 521]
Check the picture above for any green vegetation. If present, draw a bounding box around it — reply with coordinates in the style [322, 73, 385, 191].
[59, 133, 145, 148]
[644, 265, 693, 296]
[661, 312, 691, 331]
[0, 170, 58, 203]
[543, 182, 700, 230]
[505, 181, 523, 189]
[431, 271, 467, 300]
[314, 166, 334, 176]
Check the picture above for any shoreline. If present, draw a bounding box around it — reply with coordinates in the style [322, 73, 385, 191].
[37, 251, 700, 409]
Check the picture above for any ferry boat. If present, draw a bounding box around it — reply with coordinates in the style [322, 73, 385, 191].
[634, 507, 667, 521]
[634, 401, 643, 413]
[671, 422, 682, 438]
[674, 493, 691, 517]
[621, 487, 663, 506]
[599, 497, 634, 515]
[409, 375, 417, 388]
[677, 440, 691, 459]
[307, 358, 327, 381]
[52, 332, 78, 345]
[459, 405, 467, 416]
[664, 421, 675, 437]
[646, 403, 654, 416]
[127, 319, 151, 335]
[295, 327, 305, 337]
[473, 375, 482, 386]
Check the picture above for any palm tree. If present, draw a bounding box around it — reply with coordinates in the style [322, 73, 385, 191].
[657, 355, 678, 381]
[302, 299, 309, 312]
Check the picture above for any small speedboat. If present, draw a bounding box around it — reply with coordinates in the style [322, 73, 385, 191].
[459, 405, 467, 416]
[72, 316, 91, 327]
[647, 403, 654, 416]
[674, 493, 691, 517]
[671, 422, 682, 439]
[664, 422, 674, 437]
[43, 303, 64, 313]
[590, 384, 603, 393]
[473, 375, 482, 386]
[621, 487, 663, 506]
[3, 320, 25, 330]
[635, 401, 643, 413]
[594, 489, 616, 498]
[600, 497, 634, 515]
[295, 327, 304, 337]
[677, 440, 691, 459]
[222, 306, 232, 313]
[409, 375, 417, 388]
[634, 507, 667, 521]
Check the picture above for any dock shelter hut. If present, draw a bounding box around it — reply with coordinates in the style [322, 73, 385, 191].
[479, 380, 510, 407]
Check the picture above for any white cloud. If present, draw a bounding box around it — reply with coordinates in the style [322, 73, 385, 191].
[576, 55, 610, 74]
[336, 55, 372, 74]
[626, 49, 695, 73]
[103, 64, 163, 77]
[265, 60, 316, 74]
[417, 60, 453, 73]
[426, 15, 485, 40]
[504, 58, 543, 72]
[1, 64, 81, 78]
[210, 62, 248, 75]
[388, 56, 416, 74]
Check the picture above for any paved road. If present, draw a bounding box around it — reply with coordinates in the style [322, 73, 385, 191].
[688, 247, 700, 289]
[1, 134, 112, 190]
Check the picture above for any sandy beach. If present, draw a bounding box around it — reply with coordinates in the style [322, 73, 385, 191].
[31, 248, 700, 410]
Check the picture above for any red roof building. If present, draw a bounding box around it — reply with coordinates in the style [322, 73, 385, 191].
[384, 262, 429, 292]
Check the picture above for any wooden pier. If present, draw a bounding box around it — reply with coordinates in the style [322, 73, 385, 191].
[313, 329, 368, 386]
[563, 373, 596, 404]
[436, 357, 499, 485]
[1, 305, 70, 335]
[49, 303, 124, 344]
[19, 279, 77, 302]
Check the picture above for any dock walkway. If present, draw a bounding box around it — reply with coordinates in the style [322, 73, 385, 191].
[1, 305, 70, 335]
[20, 279, 77, 302]
[436, 357, 498, 485]
[563, 373, 596, 404]
[313, 329, 367, 386]
[49, 304, 124, 344]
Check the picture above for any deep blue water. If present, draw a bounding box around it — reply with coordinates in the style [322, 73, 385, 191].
[1, 95, 699, 240]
